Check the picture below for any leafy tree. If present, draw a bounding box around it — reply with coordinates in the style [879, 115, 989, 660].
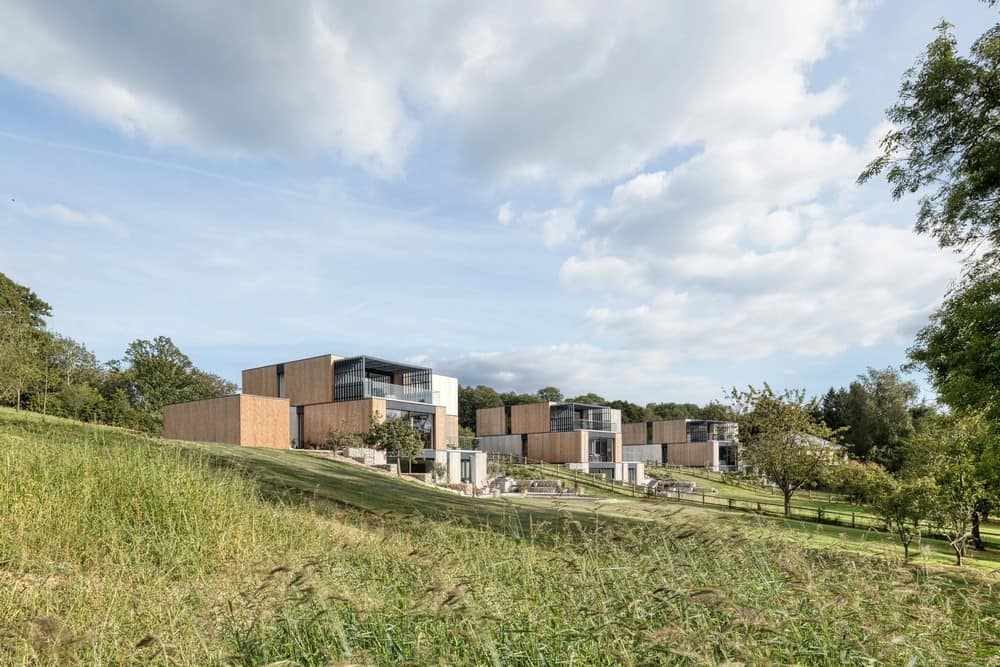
[0, 272, 52, 409]
[499, 390, 538, 406]
[824, 459, 895, 506]
[536, 386, 563, 402]
[859, 20, 1000, 268]
[908, 271, 1000, 419]
[366, 413, 424, 473]
[566, 392, 607, 406]
[878, 478, 937, 560]
[697, 401, 737, 422]
[112, 336, 237, 431]
[730, 385, 840, 517]
[457, 385, 504, 431]
[644, 401, 701, 421]
[608, 399, 645, 424]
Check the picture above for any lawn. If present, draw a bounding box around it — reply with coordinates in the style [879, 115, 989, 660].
[1, 407, 998, 665]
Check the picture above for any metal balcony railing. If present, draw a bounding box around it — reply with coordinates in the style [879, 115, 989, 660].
[550, 417, 617, 432]
[363, 378, 438, 404]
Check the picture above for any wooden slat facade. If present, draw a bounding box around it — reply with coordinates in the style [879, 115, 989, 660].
[510, 402, 551, 434]
[613, 432, 623, 463]
[665, 441, 717, 468]
[445, 415, 460, 447]
[302, 398, 386, 447]
[476, 406, 506, 436]
[285, 354, 339, 406]
[433, 405, 447, 451]
[526, 431, 587, 463]
[163, 394, 290, 448]
[621, 422, 646, 446]
[239, 395, 291, 448]
[652, 420, 688, 445]
[242, 365, 279, 398]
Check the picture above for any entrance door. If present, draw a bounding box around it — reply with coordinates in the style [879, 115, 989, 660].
[461, 459, 472, 484]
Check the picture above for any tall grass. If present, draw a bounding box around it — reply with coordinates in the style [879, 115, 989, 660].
[1, 409, 997, 665]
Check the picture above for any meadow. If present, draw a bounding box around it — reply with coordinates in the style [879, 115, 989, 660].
[1, 407, 998, 665]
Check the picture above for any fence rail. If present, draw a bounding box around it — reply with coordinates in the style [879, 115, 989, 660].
[486, 453, 999, 548]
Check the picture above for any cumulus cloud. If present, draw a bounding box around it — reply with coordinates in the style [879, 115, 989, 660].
[0, 0, 864, 187]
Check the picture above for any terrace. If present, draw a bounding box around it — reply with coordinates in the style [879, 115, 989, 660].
[549, 403, 618, 433]
[333, 356, 438, 404]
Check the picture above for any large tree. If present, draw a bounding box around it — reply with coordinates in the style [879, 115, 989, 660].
[0, 272, 52, 409]
[859, 19, 1000, 268]
[730, 385, 840, 517]
[111, 336, 236, 430]
[908, 272, 1000, 419]
[457, 385, 504, 431]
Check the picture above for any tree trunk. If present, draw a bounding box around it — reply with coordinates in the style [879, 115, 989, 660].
[783, 491, 792, 517]
[902, 538, 909, 560]
[972, 512, 984, 551]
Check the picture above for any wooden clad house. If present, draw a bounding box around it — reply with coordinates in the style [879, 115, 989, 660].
[163, 353, 460, 452]
[620, 419, 740, 471]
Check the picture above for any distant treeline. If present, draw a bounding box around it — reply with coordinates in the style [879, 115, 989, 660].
[0, 272, 234, 432]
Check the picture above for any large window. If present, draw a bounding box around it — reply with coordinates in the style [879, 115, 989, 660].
[386, 408, 433, 448]
[588, 437, 613, 462]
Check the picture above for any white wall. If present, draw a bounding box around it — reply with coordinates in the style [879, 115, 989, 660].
[431, 374, 459, 416]
[622, 444, 662, 464]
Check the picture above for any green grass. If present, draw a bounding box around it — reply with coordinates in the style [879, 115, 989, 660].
[1, 407, 998, 665]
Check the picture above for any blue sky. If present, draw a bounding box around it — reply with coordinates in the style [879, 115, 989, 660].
[0, 1, 995, 405]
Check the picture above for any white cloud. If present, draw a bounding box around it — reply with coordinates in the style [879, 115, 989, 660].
[496, 201, 514, 225]
[14, 201, 126, 236]
[0, 0, 865, 188]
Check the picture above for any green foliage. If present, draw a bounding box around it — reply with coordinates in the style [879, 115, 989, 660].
[365, 412, 424, 460]
[877, 478, 937, 560]
[457, 385, 503, 430]
[823, 459, 894, 506]
[2, 409, 998, 664]
[908, 271, 1000, 419]
[731, 385, 840, 516]
[535, 386, 563, 402]
[821, 368, 920, 471]
[859, 20, 1000, 267]
[0, 272, 52, 409]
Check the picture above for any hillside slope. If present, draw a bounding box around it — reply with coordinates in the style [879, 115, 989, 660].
[1, 408, 997, 665]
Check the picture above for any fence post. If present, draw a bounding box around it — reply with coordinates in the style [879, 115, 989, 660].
[851, 513, 855, 528]
[756, 502, 761, 513]
[701, 492, 705, 505]
[728, 498, 733, 509]
[817, 508, 823, 522]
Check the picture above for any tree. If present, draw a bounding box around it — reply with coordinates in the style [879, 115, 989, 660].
[859, 20, 1000, 268]
[824, 459, 895, 506]
[536, 386, 563, 402]
[566, 392, 607, 406]
[878, 478, 937, 560]
[113, 336, 237, 431]
[908, 271, 1000, 419]
[730, 385, 839, 517]
[366, 413, 424, 473]
[457, 385, 504, 430]
[608, 399, 645, 424]
[645, 401, 701, 421]
[0, 272, 52, 409]
[697, 401, 737, 422]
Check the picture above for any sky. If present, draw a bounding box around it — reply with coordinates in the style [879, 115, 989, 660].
[0, 0, 995, 405]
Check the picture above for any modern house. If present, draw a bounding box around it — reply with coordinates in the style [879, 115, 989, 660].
[163, 353, 484, 484]
[474, 401, 642, 482]
[621, 419, 740, 471]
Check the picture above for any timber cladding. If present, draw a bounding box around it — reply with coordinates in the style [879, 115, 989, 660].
[621, 422, 646, 445]
[476, 406, 506, 436]
[510, 402, 551, 434]
[242, 365, 279, 398]
[302, 398, 386, 447]
[652, 420, 688, 444]
[433, 405, 447, 451]
[613, 433, 623, 463]
[445, 415, 460, 446]
[285, 355, 340, 406]
[526, 431, 587, 463]
[239, 395, 290, 448]
[163, 394, 290, 448]
[666, 441, 717, 467]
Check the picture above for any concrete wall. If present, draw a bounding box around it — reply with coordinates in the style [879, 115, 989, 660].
[622, 443, 662, 464]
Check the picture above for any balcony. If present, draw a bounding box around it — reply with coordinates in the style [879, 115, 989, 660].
[550, 417, 617, 432]
[364, 378, 438, 404]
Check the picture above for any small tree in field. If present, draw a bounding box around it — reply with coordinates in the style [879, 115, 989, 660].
[878, 478, 936, 560]
[731, 385, 839, 517]
[365, 413, 425, 473]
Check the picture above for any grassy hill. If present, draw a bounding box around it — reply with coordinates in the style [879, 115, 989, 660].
[1, 407, 998, 665]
